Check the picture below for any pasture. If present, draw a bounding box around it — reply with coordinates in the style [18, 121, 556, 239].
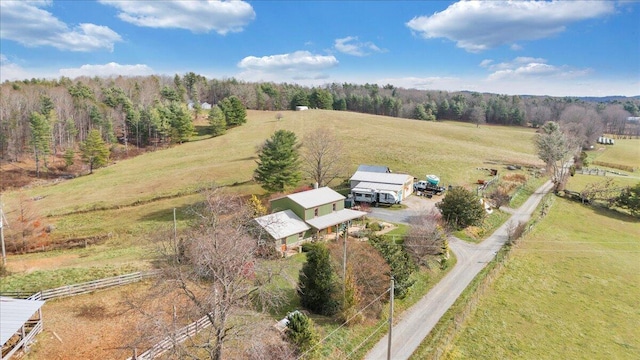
[443, 195, 640, 359]
[590, 139, 640, 171]
[2, 110, 541, 263]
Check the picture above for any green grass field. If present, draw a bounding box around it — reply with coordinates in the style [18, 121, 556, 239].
[590, 139, 640, 170]
[443, 196, 640, 359]
[2, 110, 541, 243]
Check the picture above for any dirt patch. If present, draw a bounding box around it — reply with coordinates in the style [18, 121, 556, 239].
[23, 281, 177, 360]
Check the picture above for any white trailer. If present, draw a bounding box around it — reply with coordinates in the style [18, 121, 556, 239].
[351, 188, 400, 206]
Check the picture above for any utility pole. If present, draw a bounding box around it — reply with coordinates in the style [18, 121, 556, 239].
[343, 221, 347, 299]
[387, 277, 394, 360]
[1, 195, 7, 266]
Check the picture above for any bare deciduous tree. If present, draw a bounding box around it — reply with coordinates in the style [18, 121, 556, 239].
[301, 127, 349, 187]
[404, 209, 449, 267]
[134, 189, 290, 360]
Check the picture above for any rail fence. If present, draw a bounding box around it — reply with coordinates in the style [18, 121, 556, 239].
[126, 314, 212, 360]
[1, 270, 160, 301]
[428, 194, 552, 359]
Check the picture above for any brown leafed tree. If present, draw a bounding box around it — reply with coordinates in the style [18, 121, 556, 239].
[301, 127, 349, 187]
[135, 189, 289, 360]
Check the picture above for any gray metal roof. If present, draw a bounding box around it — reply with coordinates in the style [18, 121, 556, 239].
[254, 210, 310, 240]
[305, 209, 367, 230]
[286, 187, 345, 209]
[357, 165, 390, 173]
[349, 171, 413, 185]
[352, 181, 404, 192]
[0, 297, 45, 346]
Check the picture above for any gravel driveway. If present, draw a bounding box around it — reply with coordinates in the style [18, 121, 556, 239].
[366, 194, 443, 224]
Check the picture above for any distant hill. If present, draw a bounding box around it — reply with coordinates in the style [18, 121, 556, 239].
[576, 95, 640, 103]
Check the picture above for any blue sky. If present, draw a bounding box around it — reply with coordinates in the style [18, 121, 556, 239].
[1, 0, 638, 97]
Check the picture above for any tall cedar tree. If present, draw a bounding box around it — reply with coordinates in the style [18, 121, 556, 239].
[436, 186, 486, 230]
[208, 106, 227, 136]
[254, 130, 301, 193]
[298, 242, 339, 316]
[29, 112, 51, 178]
[80, 129, 110, 174]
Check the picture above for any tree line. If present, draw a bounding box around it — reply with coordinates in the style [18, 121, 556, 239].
[2, 74, 639, 166]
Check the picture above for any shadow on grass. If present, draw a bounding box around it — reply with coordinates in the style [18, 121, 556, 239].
[138, 202, 196, 223]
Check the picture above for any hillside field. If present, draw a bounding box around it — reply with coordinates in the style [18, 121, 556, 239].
[2, 110, 541, 250]
[443, 194, 640, 359]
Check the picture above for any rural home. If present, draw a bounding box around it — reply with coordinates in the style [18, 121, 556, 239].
[349, 169, 414, 201]
[254, 187, 366, 253]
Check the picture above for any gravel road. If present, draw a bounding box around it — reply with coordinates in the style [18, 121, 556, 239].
[365, 180, 554, 359]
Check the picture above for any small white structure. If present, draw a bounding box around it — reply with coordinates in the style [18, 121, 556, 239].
[295, 106, 309, 111]
[1, 296, 45, 359]
[201, 102, 212, 110]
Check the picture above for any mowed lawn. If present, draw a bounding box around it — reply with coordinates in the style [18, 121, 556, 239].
[444, 196, 640, 359]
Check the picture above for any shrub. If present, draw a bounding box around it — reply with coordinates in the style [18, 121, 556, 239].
[436, 187, 486, 230]
[285, 311, 319, 357]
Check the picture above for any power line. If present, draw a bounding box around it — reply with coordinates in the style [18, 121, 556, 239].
[296, 288, 391, 360]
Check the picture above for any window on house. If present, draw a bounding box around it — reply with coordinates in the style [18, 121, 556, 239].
[314, 208, 319, 217]
[298, 232, 304, 239]
[332, 203, 336, 211]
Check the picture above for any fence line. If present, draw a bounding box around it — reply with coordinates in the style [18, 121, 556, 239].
[429, 195, 551, 359]
[1, 270, 160, 301]
[126, 314, 213, 360]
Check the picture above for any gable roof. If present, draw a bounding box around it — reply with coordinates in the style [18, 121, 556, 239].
[286, 187, 345, 209]
[349, 171, 413, 185]
[254, 210, 310, 240]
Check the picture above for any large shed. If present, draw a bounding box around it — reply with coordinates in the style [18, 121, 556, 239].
[349, 170, 414, 200]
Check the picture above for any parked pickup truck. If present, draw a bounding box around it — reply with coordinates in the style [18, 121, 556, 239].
[413, 180, 446, 195]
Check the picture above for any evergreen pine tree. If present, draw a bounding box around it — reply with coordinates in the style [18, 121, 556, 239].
[208, 106, 227, 136]
[298, 243, 339, 315]
[254, 130, 301, 193]
[80, 129, 110, 174]
[285, 311, 319, 357]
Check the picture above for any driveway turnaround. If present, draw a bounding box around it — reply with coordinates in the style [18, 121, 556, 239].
[365, 180, 554, 360]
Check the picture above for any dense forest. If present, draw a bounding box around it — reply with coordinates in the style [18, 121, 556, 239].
[1, 73, 639, 164]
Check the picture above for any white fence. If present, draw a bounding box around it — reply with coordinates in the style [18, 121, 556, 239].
[127, 314, 212, 360]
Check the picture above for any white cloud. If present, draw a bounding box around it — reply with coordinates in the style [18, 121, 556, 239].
[334, 36, 385, 56]
[99, 0, 255, 34]
[236, 51, 338, 84]
[59, 62, 155, 78]
[406, 1, 615, 52]
[482, 57, 591, 81]
[0, 1, 121, 51]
